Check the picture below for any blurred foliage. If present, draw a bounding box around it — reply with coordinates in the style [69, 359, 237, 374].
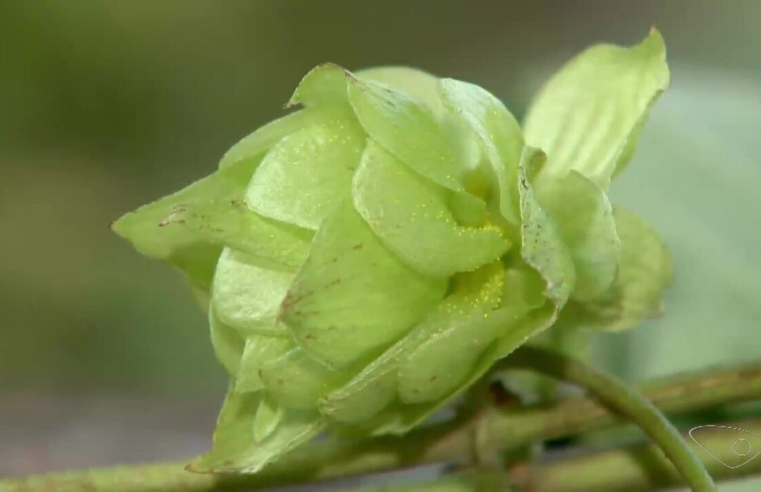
[1, 1, 760, 485]
[595, 69, 761, 380]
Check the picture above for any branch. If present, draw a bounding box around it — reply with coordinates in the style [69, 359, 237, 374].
[352, 418, 761, 492]
[1, 358, 760, 492]
[528, 417, 761, 491]
[496, 346, 716, 491]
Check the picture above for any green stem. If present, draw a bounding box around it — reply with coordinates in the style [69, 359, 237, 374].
[529, 418, 761, 491]
[3, 355, 758, 492]
[498, 346, 716, 491]
[352, 418, 761, 492]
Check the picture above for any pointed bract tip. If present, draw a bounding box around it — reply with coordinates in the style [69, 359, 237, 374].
[286, 62, 348, 108]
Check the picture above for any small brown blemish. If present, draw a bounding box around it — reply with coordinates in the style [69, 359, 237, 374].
[488, 381, 521, 408]
[352, 243, 364, 251]
[158, 218, 185, 228]
[429, 375, 438, 382]
[304, 334, 317, 341]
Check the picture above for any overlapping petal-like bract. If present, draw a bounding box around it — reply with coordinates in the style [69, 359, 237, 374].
[112, 29, 672, 473]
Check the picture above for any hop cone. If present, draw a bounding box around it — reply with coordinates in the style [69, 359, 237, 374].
[113, 30, 672, 472]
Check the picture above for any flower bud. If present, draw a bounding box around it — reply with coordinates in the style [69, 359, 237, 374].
[113, 29, 671, 473]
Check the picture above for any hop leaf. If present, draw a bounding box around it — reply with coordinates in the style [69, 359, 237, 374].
[112, 29, 672, 473]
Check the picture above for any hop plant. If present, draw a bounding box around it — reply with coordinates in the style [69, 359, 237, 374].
[113, 29, 672, 473]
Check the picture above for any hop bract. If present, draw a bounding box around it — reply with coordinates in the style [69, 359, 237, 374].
[113, 29, 672, 473]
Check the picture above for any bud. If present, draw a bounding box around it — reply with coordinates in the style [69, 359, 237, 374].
[112, 30, 671, 473]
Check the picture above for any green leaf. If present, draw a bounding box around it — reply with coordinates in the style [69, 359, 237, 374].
[189, 389, 324, 473]
[287, 63, 348, 107]
[561, 207, 673, 331]
[158, 198, 313, 272]
[291, 63, 448, 122]
[234, 335, 293, 394]
[352, 140, 509, 277]
[524, 28, 669, 189]
[111, 156, 261, 287]
[357, 66, 446, 119]
[345, 73, 461, 189]
[517, 147, 576, 311]
[259, 347, 345, 410]
[245, 106, 367, 230]
[346, 73, 487, 227]
[280, 200, 447, 369]
[397, 262, 514, 404]
[320, 262, 529, 425]
[361, 304, 544, 436]
[440, 78, 524, 225]
[477, 302, 558, 380]
[318, 352, 399, 425]
[385, 267, 547, 433]
[502, 264, 547, 310]
[212, 248, 294, 336]
[254, 394, 284, 443]
[286, 64, 486, 226]
[356, 68, 485, 182]
[209, 306, 245, 376]
[534, 171, 620, 301]
[219, 105, 350, 169]
[288, 63, 447, 117]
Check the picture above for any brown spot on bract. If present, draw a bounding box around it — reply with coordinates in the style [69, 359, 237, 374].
[305, 334, 317, 340]
[158, 218, 185, 228]
[352, 243, 364, 250]
[429, 375, 437, 382]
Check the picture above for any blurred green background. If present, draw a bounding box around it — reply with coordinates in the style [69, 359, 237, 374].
[1, 1, 760, 488]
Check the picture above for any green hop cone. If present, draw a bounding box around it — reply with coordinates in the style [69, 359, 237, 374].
[112, 29, 672, 473]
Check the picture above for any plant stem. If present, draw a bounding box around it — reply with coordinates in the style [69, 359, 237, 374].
[528, 418, 761, 491]
[352, 418, 761, 492]
[2, 357, 760, 492]
[496, 346, 717, 491]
